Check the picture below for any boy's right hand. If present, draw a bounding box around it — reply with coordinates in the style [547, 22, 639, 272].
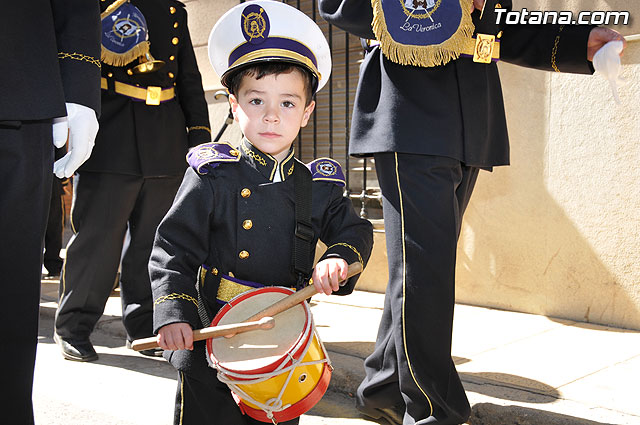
[157, 323, 194, 351]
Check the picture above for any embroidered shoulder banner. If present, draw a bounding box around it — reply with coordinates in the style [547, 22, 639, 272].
[101, 0, 150, 67]
[371, 0, 475, 67]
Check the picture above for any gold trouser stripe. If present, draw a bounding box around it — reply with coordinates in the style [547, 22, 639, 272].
[395, 153, 434, 416]
[179, 371, 185, 425]
[100, 77, 175, 101]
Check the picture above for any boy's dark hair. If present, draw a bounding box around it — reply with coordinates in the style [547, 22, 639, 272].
[224, 62, 316, 106]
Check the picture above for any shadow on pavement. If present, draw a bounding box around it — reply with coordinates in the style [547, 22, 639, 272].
[38, 304, 176, 381]
[546, 316, 640, 333]
[462, 372, 560, 403]
[468, 403, 616, 425]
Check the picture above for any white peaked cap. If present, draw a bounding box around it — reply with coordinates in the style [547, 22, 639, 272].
[209, 0, 332, 92]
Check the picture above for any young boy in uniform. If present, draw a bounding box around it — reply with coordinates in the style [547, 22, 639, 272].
[148, 2, 374, 424]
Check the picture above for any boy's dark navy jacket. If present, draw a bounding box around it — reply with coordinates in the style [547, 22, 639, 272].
[149, 139, 374, 374]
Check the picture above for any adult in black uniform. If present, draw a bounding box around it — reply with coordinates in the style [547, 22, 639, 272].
[319, 0, 625, 424]
[0, 1, 101, 422]
[55, 0, 211, 361]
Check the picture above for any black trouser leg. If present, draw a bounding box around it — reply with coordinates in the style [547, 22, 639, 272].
[43, 177, 64, 275]
[357, 153, 479, 425]
[120, 176, 182, 340]
[0, 120, 53, 424]
[56, 172, 139, 340]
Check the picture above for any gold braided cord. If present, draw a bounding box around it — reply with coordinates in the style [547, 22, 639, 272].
[326, 242, 364, 267]
[58, 52, 101, 68]
[241, 142, 268, 167]
[188, 126, 212, 134]
[551, 25, 565, 72]
[370, 0, 475, 68]
[154, 293, 198, 307]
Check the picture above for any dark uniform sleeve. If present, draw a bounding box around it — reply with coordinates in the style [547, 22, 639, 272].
[51, 0, 102, 115]
[317, 184, 374, 295]
[149, 168, 214, 333]
[318, 0, 375, 40]
[500, 24, 594, 74]
[175, 4, 211, 146]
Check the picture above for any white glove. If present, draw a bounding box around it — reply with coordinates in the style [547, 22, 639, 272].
[53, 103, 99, 178]
[592, 40, 624, 104]
[52, 116, 69, 148]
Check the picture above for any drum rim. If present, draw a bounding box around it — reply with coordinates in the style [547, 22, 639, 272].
[238, 362, 332, 423]
[207, 286, 312, 375]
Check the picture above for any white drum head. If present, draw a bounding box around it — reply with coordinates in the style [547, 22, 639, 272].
[210, 290, 307, 371]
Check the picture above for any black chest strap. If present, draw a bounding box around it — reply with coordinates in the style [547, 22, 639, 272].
[293, 161, 314, 289]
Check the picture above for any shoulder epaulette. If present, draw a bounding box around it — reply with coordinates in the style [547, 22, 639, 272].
[306, 158, 346, 187]
[186, 142, 240, 175]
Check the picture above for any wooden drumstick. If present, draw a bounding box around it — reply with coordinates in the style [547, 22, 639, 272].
[244, 262, 363, 323]
[130, 316, 275, 351]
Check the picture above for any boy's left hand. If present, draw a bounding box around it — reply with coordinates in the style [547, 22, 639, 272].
[312, 258, 348, 295]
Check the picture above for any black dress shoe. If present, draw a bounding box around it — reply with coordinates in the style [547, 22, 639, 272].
[358, 405, 404, 425]
[54, 333, 98, 362]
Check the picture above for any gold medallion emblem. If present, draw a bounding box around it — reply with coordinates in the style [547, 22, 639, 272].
[473, 34, 495, 64]
[242, 8, 267, 42]
[399, 0, 441, 21]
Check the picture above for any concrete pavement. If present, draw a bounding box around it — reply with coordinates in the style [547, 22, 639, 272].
[37, 279, 640, 424]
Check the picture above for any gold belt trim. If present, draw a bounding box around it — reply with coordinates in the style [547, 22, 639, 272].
[368, 35, 500, 62]
[216, 277, 261, 304]
[214, 273, 297, 304]
[100, 77, 175, 105]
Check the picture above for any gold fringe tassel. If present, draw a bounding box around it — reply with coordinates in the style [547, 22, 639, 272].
[101, 41, 149, 67]
[371, 0, 475, 68]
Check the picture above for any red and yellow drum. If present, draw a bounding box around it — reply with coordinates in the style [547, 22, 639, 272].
[206, 286, 331, 423]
